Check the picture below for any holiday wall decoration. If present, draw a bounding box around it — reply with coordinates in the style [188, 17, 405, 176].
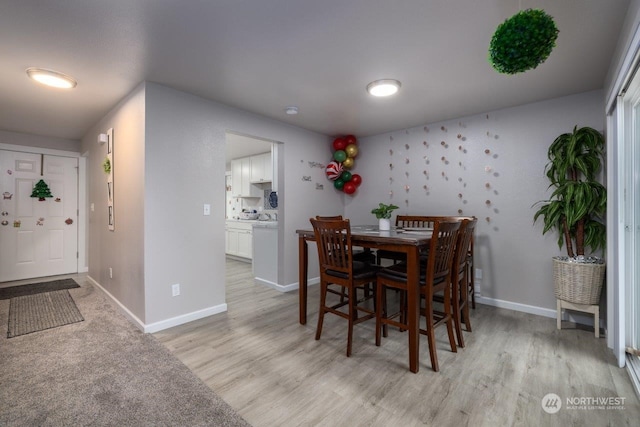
[30, 179, 53, 201]
[325, 134, 363, 196]
[105, 128, 115, 231]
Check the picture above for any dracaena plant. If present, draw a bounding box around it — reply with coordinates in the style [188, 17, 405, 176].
[533, 126, 606, 258]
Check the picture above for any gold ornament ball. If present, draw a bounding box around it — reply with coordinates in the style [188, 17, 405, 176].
[342, 157, 355, 169]
[345, 144, 358, 158]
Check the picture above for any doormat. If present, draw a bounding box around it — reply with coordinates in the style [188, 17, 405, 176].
[7, 290, 84, 338]
[0, 278, 79, 300]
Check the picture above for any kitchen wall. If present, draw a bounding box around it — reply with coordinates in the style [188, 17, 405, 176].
[344, 90, 604, 317]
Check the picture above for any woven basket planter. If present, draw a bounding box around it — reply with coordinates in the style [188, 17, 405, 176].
[553, 257, 605, 305]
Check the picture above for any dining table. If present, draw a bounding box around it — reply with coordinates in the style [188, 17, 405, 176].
[296, 225, 432, 373]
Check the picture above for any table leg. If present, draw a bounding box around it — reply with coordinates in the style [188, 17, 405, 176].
[299, 235, 308, 324]
[407, 247, 420, 373]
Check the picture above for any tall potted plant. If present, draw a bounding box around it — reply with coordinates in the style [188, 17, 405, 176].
[533, 126, 606, 305]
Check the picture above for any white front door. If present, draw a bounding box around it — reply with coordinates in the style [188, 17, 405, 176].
[0, 150, 78, 282]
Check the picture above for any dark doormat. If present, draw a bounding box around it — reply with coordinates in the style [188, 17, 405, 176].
[0, 278, 79, 300]
[8, 289, 84, 338]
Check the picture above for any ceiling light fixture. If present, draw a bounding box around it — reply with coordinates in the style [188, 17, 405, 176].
[366, 79, 401, 97]
[26, 67, 77, 89]
[285, 106, 299, 115]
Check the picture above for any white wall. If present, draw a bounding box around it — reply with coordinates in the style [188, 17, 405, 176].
[80, 81, 339, 329]
[81, 83, 146, 321]
[0, 130, 80, 152]
[345, 90, 604, 314]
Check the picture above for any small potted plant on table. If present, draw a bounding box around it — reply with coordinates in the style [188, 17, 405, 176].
[371, 203, 399, 231]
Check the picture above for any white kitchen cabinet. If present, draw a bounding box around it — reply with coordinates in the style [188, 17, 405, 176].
[225, 221, 253, 260]
[250, 152, 272, 183]
[231, 158, 260, 198]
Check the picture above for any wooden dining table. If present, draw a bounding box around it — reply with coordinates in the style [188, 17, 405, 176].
[296, 225, 432, 373]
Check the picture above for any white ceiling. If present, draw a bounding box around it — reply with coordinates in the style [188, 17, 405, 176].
[0, 1, 629, 142]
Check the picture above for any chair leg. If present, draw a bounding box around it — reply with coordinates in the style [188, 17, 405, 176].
[444, 285, 458, 354]
[346, 286, 355, 357]
[461, 272, 472, 333]
[315, 282, 327, 341]
[424, 298, 439, 372]
[375, 282, 386, 346]
[469, 261, 476, 309]
[452, 279, 465, 348]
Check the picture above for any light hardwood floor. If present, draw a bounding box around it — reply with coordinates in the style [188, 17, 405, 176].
[154, 259, 639, 426]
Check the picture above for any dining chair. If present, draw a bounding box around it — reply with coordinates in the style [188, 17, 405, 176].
[310, 217, 379, 357]
[433, 218, 477, 348]
[376, 215, 435, 265]
[375, 219, 461, 372]
[315, 215, 376, 264]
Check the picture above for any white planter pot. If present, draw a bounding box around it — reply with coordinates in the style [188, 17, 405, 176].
[379, 218, 391, 231]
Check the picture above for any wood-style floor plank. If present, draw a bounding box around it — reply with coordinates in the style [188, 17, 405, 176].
[154, 259, 640, 426]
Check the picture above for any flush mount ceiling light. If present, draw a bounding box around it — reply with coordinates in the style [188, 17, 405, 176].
[285, 106, 299, 115]
[366, 79, 401, 97]
[26, 67, 77, 89]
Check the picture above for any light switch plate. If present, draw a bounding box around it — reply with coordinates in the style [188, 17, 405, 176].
[203, 204, 211, 216]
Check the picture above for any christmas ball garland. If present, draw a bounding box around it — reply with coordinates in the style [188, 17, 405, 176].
[489, 9, 559, 75]
[325, 134, 362, 196]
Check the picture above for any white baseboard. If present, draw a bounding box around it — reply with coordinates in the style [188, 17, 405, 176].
[273, 276, 320, 293]
[87, 275, 227, 333]
[477, 294, 600, 327]
[255, 277, 298, 292]
[476, 295, 557, 318]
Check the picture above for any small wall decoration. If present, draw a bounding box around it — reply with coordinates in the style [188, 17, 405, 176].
[105, 128, 115, 231]
[54, 197, 61, 202]
[30, 179, 53, 201]
[1, 220, 8, 226]
[36, 217, 45, 226]
[103, 157, 111, 174]
[489, 9, 559, 74]
[13, 220, 20, 228]
[325, 134, 362, 196]
[3, 192, 12, 199]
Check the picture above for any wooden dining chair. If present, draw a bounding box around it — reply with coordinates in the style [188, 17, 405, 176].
[315, 215, 376, 264]
[375, 220, 461, 372]
[433, 218, 476, 347]
[376, 215, 435, 265]
[310, 218, 379, 357]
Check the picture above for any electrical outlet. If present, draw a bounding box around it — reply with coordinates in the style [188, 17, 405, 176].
[475, 268, 482, 280]
[172, 283, 180, 296]
[109, 267, 113, 279]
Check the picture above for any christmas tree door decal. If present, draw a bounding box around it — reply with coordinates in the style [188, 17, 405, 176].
[30, 179, 53, 201]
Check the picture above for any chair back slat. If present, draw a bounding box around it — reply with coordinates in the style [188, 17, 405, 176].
[425, 220, 461, 285]
[454, 218, 477, 271]
[310, 218, 352, 275]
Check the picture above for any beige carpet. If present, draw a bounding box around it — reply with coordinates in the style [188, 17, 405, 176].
[0, 279, 251, 426]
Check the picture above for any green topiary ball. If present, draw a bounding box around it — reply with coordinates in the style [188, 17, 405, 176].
[489, 9, 559, 74]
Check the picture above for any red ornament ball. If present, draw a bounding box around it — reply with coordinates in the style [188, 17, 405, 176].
[345, 135, 357, 145]
[351, 174, 362, 187]
[325, 161, 343, 181]
[343, 181, 357, 195]
[332, 138, 347, 151]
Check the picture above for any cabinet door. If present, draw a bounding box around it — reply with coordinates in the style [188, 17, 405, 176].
[226, 228, 239, 255]
[238, 229, 252, 259]
[262, 152, 273, 182]
[241, 158, 251, 196]
[231, 160, 242, 197]
[250, 154, 264, 182]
